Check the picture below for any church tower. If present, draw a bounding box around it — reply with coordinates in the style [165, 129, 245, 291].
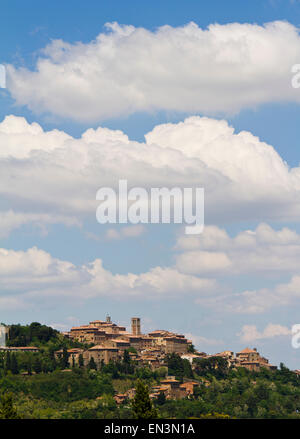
[131, 317, 141, 335]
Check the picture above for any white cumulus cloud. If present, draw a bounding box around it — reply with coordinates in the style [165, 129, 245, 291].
[2, 115, 300, 237]
[0, 246, 216, 309]
[238, 323, 291, 342]
[6, 21, 300, 121]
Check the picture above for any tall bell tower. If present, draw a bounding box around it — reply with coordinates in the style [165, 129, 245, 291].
[131, 317, 141, 335]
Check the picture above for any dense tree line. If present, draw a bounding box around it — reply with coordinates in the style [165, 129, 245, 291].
[1, 322, 300, 419]
[6, 322, 59, 346]
[165, 353, 193, 380]
[2, 363, 300, 419]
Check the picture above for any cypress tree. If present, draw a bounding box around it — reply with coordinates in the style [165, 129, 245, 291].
[61, 347, 69, 369]
[156, 391, 166, 405]
[10, 353, 19, 375]
[5, 351, 11, 373]
[26, 358, 32, 375]
[33, 356, 42, 374]
[131, 380, 158, 419]
[88, 357, 97, 370]
[123, 349, 130, 364]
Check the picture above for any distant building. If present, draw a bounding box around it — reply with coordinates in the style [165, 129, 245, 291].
[236, 347, 277, 371]
[131, 317, 141, 336]
[62, 317, 277, 375]
[84, 345, 121, 366]
[66, 317, 190, 358]
[54, 348, 84, 366]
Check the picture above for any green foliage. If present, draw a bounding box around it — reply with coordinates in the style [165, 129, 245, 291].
[0, 364, 299, 419]
[88, 357, 97, 370]
[33, 356, 42, 374]
[60, 347, 69, 369]
[165, 353, 193, 380]
[6, 322, 86, 351]
[156, 391, 166, 406]
[187, 344, 195, 353]
[11, 353, 19, 375]
[121, 350, 134, 374]
[1, 321, 300, 419]
[127, 347, 137, 354]
[0, 370, 114, 403]
[78, 354, 84, 368]
[131, 379, 158, 419]
[7, 322, 59, 347]
[193, 356, 229, 379]
[0, 392, 20, 419]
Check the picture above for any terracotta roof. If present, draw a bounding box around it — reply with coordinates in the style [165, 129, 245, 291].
[111, 339, 130, 343]
[181, 381, 199, 386]
[89, 345, 118, 351]
[161, 379, 179, 383]
[181, 354, 199, 358]
[237, 347, 257, 354]
[149, 330, 167, 334]
[71, 325, 99, 330]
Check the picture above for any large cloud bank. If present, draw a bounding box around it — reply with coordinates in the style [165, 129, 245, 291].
[1, 114, 300, 237]
[7, 21, 300, 121]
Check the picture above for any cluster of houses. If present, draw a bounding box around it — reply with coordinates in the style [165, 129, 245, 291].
[55, 316, 277, 376]
[57, 316, 193, 370]
[113, 377, 203, 404]
[0, 316, 279, 401]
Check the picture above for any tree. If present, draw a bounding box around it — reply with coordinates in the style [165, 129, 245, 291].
[194, 356, 228, 379]
[165, 353, 184, 379]
[78, 354, 84, 368]
[33, 356, 42, 374]
[123, 349, 130, 364]
[131, 380, 158, 419]
[0, 393, 20, 419]
[48, 348, 57, 371]
[187, 344, 196, 353]
[5, 351, 11, 373]
[26, 358, 32, 375]
[10, 353, 19, 375]
[88, 357, 97, 370]
[122, 349, 134, 374]
[183, 359, 194, 379]
[61, 347, 69, 369]
[156, 391, 166, 406]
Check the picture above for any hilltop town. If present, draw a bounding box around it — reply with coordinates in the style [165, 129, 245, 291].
[1, 316, 278, 376]
[55, 315, 276, 371]
[46, 315, 277, 402]
[1, 318, 300, 419]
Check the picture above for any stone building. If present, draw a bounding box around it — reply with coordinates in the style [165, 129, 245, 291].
[55, 348, 84, 366]
[65, 316, 193, 368]
[131, 317, 141, 336]
[236, 347, 277, 371]
[148, 330, 190, 354]
[83, 345, 121, 366]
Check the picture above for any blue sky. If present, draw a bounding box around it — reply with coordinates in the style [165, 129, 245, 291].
[2, 0, 300, 368]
